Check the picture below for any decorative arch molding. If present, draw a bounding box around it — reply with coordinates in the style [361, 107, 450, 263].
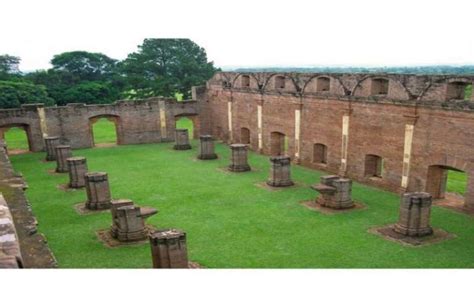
[262, 73, 302, 93]
[231, 73, 262, 89]
[425, 153, 472, 173]
[302, 74, 348, 95]
[418, 76, 474, 101]
[350, 75, 412, 99]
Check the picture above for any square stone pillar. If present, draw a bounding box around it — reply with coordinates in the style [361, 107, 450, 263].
[197, 135, 217, 160]
[114, 205, 147, 242]
[44, 136, 60, 161]
[394, 192, 433, 237]
[228, 144, 251, 172]
[267, 156, 294, 187]
[67, 157, 88, 188]
[55, 145, 72, 173]
[110, 199, 158, 242]
[311, 175, 354, 209]
[149, 229, 188, 268]
[85, 172, 112, 210]
[173, 129, 191, 150]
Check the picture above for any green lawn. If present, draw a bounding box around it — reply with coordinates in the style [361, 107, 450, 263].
[92, 118, 118, 145]
[447, 170, 467, 195]
[4, 127, 29, 150]
[176, 117, 194, 139]
[9, 139, 474, 268]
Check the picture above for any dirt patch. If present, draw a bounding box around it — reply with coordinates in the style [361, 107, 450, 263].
[433, 193, 474, 216]
[254, 181, 304, 191]
[96, 226, 157, 248]
[300, 200, 366, 214]
[7, 149, 30, 155]
[74, 203, 110, 215]
[369, 225, 455, 247]
[94, 143, 117, 148]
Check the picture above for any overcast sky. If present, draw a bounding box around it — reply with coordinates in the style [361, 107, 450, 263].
[2, 0, 473, 72]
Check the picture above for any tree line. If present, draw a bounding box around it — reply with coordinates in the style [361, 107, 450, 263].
[0, 39, 218, 109]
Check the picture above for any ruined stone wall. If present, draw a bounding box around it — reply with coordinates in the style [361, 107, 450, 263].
[203, 72, 474, 206]
[0, 142, 56, 268]
[0, 97, 201, 150]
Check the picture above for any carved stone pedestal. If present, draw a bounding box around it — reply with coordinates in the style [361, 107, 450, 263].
[394, 192, 433, 237]
[267, 156, 294, 187]
[67, 157, 88, 188]
[311, 175, 354, 209]
[149, 229, 188, 268]
[228, 144, 250, 172]
[173, 129, 191, 150]
[85, 172, 112, 210]
[55, 145, 72, 173]
[44, 136, 60, 161]
[197, 135, 217, 160]
[110, 199, 158, 242]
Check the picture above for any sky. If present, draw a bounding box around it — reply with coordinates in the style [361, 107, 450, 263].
[1, 0, 473, 72]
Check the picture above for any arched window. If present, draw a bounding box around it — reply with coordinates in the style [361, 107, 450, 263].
[241, 75, 250, 88]
[275, 76, 285, 89]
[316, 77, 330, 92]
[365, 154, 383, 177]
[446, 81, 470, 100]
[313, 143, 328, 164]
[371, 78, 389, 95]
[240, 127, 250, 144]
[270, 131, 287, 156]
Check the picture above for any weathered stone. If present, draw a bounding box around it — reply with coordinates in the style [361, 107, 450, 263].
[149, 229, 188, 268]
[394, 192, 433, 237]
[197, 135, 217, 160]
[311, 175, 354, 209]
[85, 172, 111, 210]
[228, 144, 251, 172]
[0, 194, 23, 268]
[55, 145, 72, 173]
[44, 136, 60, 161]
[110, 199, 158, 242]
[173, 129, 191, 150]
[67, 157, 88, 188]
[267, 156, 294, 187]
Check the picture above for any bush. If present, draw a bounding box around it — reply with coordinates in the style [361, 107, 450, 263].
[0, 81, 54, 108]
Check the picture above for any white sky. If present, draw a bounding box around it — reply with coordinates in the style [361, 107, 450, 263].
[1, 0, 473, 71]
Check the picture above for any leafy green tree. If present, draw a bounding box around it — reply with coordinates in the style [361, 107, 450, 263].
[0, 54, 21, 80]
[0, 81, 54, 109]
[119, 39, 218, 99]
[51, 51, 117, 81]
[62, 81, 119, 105]
[27, 51, 123, 105]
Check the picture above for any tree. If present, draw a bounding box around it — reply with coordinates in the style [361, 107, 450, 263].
[0, 81, 54, 109]
[51, 51, 117, 81]
[119, 39, 218, 99]
[62, 81, 119, 105]
[27, 51, 123, 105]
[0, 54, 21, 80]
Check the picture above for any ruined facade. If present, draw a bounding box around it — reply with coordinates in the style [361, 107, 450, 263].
[204, 72, 474, 208]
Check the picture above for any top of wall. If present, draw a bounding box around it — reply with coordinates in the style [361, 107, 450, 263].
[208, 72, 474, 110]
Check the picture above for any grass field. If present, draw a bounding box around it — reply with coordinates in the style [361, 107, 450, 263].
[7, 119, 474, 268]
[4, 127, 29, 150]
[92, 118, 118, 145]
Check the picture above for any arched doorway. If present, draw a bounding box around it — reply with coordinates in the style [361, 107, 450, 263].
[175, 115, 199, 139]
[0, 124, 32, 154]
[270, 131, 288, 156]
[240, 127, 250, 144]
[89, 115, 121, 147]
[427, 165, 467, 200]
